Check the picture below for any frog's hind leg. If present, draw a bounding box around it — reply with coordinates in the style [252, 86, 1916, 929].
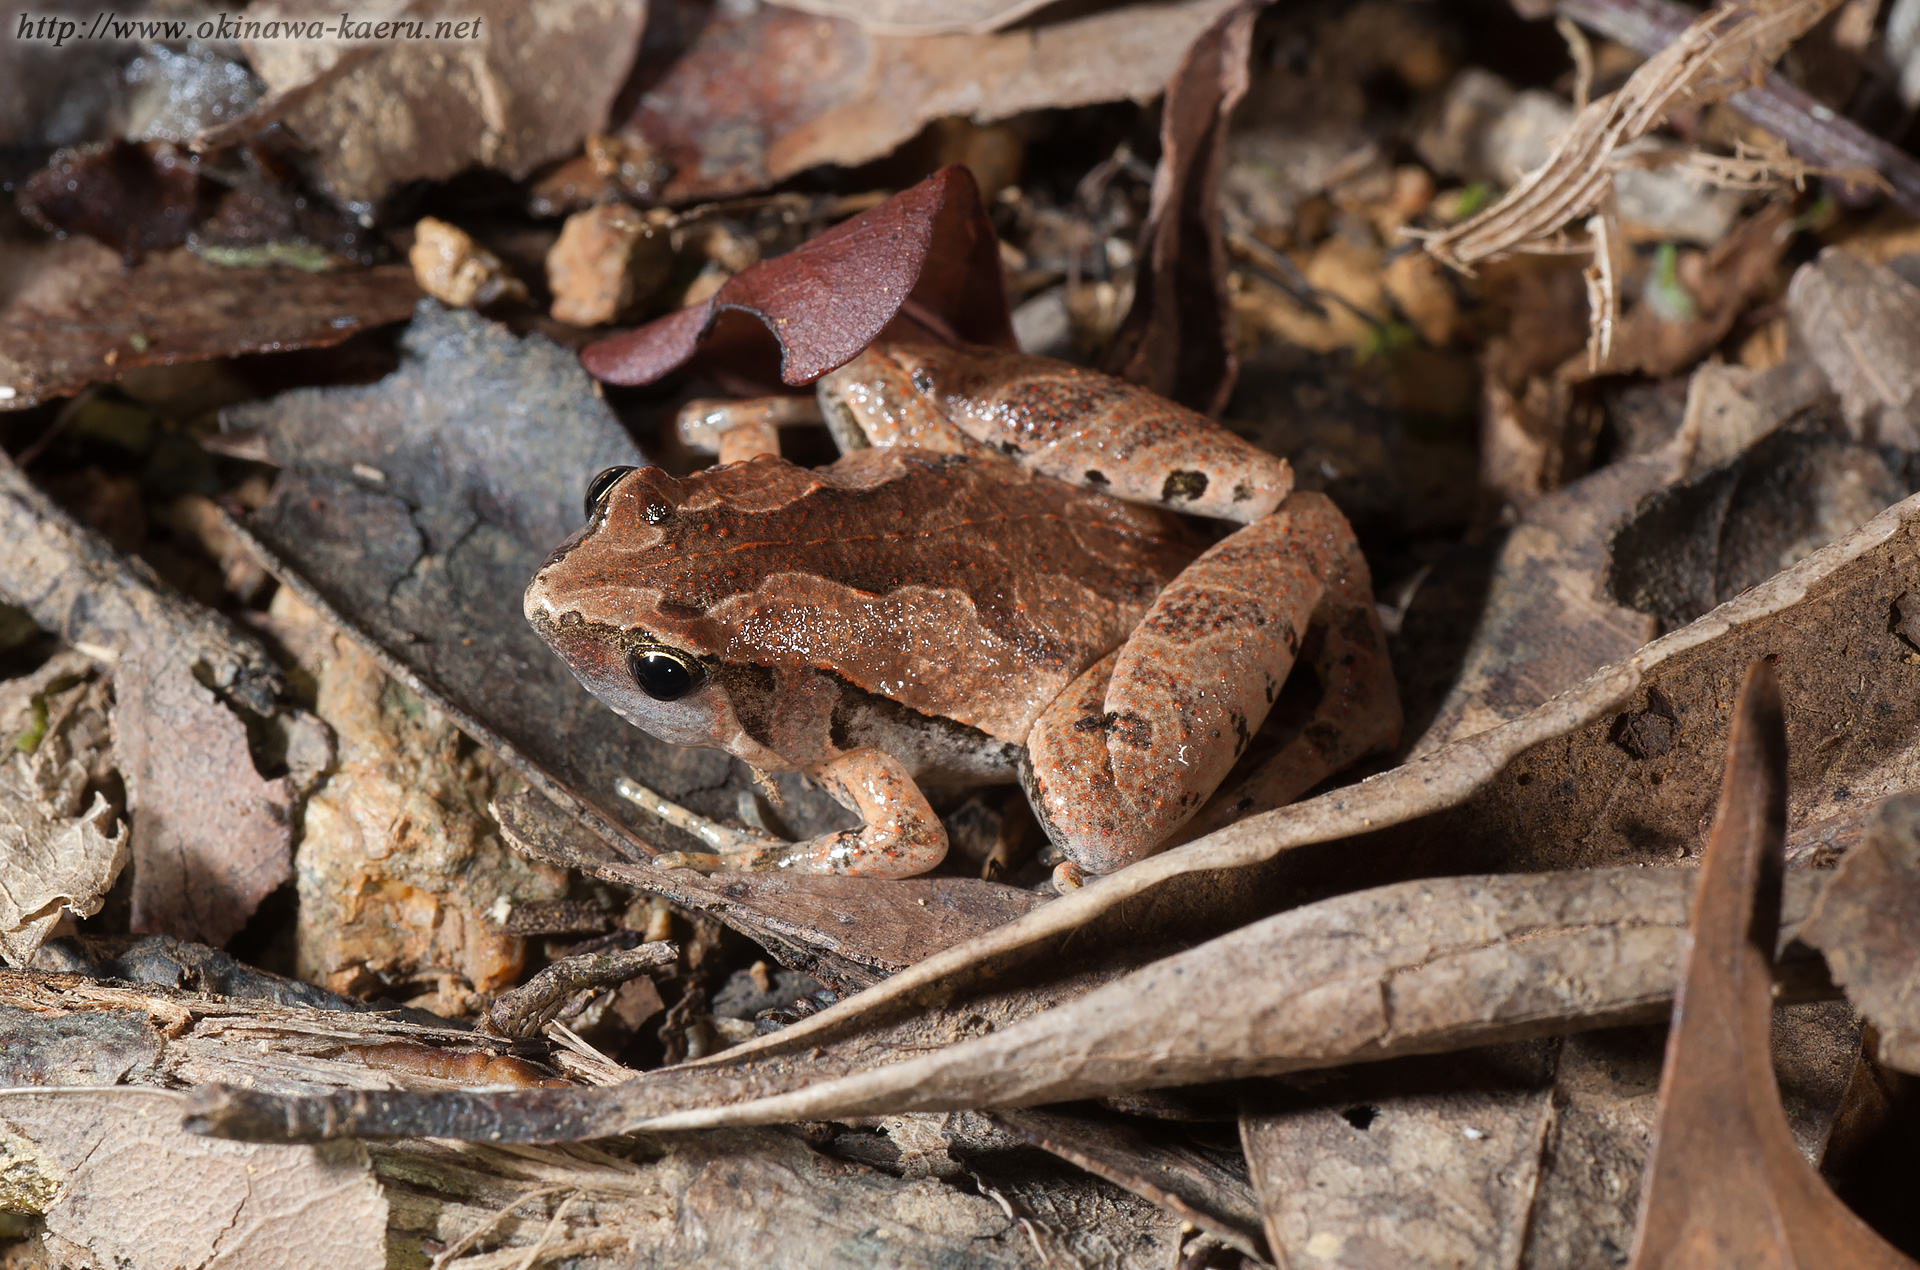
[1023, 492, 1397, 879]
[676, 396, 824, 465]
[650, 748, 948, 879]
[1173, 518, 1402, 843]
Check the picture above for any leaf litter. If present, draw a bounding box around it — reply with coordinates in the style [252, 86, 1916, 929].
[9, 0, 1920, 1264]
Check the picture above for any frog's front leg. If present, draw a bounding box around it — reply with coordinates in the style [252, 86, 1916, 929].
[676, 396, 824, 465]
[1023, 493, 1389, 884]
[655, 747, 948, 878]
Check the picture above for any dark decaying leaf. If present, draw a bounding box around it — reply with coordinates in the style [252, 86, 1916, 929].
[580, 165, 1015, 390]
[987, 1106, 1269, 1262]
[209, 0, 647, 208]
[223, 303, 1039, 989]
[17, 140, 218, 262]
[1800, 792, 1920, 1075]
[611, 0, 1241, 204]
[185, 487, 1920, 1145]
[1624, 661, 1915, 1268]
[0, 1089, 388, 1270]
[1105, 0, 1261, 416]
[1419, 353, 1868, 753]
[0, 453, 301, 945]
[0, 235, 419, 410]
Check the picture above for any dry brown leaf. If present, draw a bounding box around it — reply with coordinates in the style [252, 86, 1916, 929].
[0, 675, 125, 967]
[1800, 791, 1920, 1074]
[1106, 0, 1262, 415]
[1624, 662, 1914, 1268]
[1787, 246, 1920, 449]
[1241, 1045, 1556, 1269]
[224, 0, 647, 208]
[0, 1088, 387, 1270]
[613, 0, 1240, 203]
[0, 236, 419, 410]
[1422, 0, 1839, 270]
[114, 639, 296, 949]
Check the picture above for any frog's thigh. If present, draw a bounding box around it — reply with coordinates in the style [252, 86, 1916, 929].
[1024, 504, 1328, 873]
[1176, 497, 1402, 842]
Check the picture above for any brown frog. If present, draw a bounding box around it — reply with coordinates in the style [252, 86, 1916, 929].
[525, 343, 1400, 888]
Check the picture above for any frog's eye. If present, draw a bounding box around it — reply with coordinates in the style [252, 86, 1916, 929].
[628, 647, 707, 701]
[583, 466, 637, 519]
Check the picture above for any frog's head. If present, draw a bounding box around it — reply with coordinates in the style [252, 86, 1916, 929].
[524, 462, 791, 769]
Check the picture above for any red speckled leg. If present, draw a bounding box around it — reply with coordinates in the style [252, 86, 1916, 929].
[1024, 493, 1386, 876]
[656, 747, 948, 878]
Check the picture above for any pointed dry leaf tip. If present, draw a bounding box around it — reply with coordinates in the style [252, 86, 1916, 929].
[579, 165, 1015, 390]
[1627, 659, 1917, 1270]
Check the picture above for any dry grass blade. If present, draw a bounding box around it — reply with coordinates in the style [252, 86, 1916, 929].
[1626, 661, 1915, 1269]
[1422, 0, 1839, 270]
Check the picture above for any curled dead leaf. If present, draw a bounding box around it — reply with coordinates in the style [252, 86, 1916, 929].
[580, 165, 1015, 390]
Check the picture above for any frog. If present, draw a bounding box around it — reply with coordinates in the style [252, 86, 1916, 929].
[524, 342, 1401, 890]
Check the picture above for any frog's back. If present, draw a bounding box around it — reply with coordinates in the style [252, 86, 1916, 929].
[536, 450, 1200, 740]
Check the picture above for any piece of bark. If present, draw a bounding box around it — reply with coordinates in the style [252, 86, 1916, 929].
[485, 940, 677, 1038]
[1106, 0, 1260, 416]
[1625, 661, 1913, 1268]
[216, 0, 647, 208]
[0, 1088, 388, 1270]
[0, 675, 126, 966]
[581, 165, 1015, 391]
[187, 489, 1920, 1145]
[612, 0, 1241, 204]
[1552, 0, 1920, 218]
[1800, 791, 1920, 1074]
[1787, 247, 1920, 450]
[286, 611, 568, 1014]
[0, 235, 418, 410]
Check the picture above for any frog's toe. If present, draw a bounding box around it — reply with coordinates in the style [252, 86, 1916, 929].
[653, 850, 719, 872]
[1051, 860, 1088, 893]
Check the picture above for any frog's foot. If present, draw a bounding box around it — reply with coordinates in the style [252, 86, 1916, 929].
[676, 396, 823, 465]
[1024, 493, 1395, 875]
[1050, 860, 1088, 893]
[635, 751, 947, 879]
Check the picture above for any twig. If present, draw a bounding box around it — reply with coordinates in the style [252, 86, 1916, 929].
[1554, 0, 1920, 215]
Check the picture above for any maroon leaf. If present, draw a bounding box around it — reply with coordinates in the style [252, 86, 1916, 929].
[579, 165, 1014, 390]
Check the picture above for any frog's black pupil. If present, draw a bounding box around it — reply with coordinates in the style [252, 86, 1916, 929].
[629, 648, 704, 701]
[584, 466, 637, 519]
